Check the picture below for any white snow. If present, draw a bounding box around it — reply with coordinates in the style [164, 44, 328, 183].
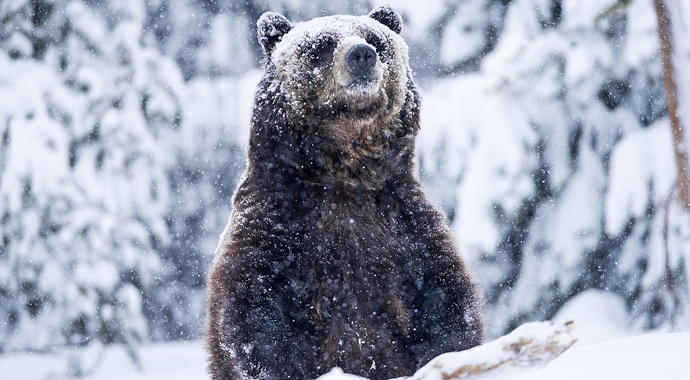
[507, 333, 690, 380]
[625, 0, 659, 67]
[605, 121, 676, 235]
[550, 290, 634, 346]
[418, 74, 538, 259]
[0, 341, 206, 380]
[438, 1, 488, 67]
[561, 0, 619, 29]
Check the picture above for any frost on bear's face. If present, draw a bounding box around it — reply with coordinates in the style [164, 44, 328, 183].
[251, 7, 417, 189]
[259, 11, 410, 123]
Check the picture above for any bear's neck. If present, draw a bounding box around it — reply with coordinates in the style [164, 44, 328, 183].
[246, 74, 417, 192]
[255, 117, 412, 192]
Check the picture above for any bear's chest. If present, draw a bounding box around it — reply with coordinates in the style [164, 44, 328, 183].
[277, 206, 414, 375]
[278, 191, 412, 319]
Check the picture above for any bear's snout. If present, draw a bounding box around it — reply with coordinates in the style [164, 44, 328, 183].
[346, 44, 377, 77]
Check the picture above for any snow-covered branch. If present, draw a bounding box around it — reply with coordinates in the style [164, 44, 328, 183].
[317, 321, 576, 380]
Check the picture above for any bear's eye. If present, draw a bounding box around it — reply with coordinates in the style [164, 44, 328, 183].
[311, 38, 337, 64]
[366, 34, 387, 60]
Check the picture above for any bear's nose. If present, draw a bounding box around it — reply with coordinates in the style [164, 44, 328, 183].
[346, 44, 377, 74]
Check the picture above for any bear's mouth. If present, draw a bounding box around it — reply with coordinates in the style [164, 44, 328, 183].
[347, 75, 377, 90]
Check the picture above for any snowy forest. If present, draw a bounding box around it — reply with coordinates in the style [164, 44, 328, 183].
[1, 0, 690, 371]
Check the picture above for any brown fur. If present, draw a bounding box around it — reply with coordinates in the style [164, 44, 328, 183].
[206, 7, 484, 380]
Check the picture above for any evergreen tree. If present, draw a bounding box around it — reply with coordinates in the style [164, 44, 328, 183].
[0, 0, 176, 351]
[418, 0, 688, 335]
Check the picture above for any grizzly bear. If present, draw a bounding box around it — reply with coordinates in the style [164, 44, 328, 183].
[205, 5, 484, 380]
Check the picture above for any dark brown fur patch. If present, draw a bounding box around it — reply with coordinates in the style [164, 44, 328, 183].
[205, 11, 484, 380]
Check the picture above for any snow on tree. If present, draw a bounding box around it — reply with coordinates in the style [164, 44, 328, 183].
[417, 0, 689, 336]
[144, 70, 259, 341]
[0, 0, 177, 352]
[0, 0, 261, 350]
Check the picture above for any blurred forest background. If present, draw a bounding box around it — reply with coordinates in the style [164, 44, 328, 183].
[1, 0, 690, 359]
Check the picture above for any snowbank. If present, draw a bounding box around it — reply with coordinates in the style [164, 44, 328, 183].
[507, 333, 690, 380]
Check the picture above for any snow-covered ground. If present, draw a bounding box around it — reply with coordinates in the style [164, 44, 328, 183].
[508, 333, 690, 380]
[0, 340, 206, 380]
[2, 290, 687, 380]
[506, 291, 690, 379]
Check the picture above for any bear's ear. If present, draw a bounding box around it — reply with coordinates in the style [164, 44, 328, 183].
[257, 12, 292, 56]
[368, 5, 402, 34]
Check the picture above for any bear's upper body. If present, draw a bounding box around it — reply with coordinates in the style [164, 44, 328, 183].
[205, 6, 484, 380]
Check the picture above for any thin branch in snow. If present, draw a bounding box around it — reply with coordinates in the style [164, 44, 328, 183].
[316, 321, 576, 380]
[398, 321, 576, 380]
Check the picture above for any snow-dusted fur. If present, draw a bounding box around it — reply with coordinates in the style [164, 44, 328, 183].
[205, 6, 484, 380]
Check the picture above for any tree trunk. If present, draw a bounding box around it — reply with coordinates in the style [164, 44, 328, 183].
[654, 0, 690, 211]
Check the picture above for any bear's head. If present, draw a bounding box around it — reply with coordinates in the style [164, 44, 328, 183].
[258, 5, 407, 118]
[252, 6, 419, 189]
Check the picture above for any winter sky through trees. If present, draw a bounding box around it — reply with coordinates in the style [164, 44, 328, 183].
[1, 0, 689, 369]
